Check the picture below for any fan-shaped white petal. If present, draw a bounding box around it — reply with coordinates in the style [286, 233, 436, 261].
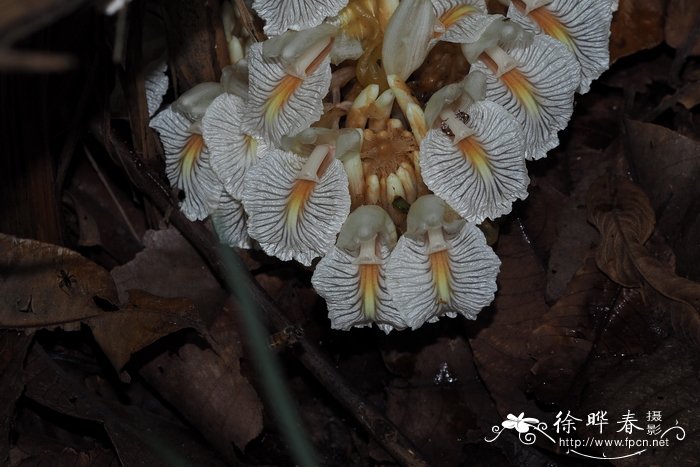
[212, 192, 253, 249]
[253, 0, 348, 36]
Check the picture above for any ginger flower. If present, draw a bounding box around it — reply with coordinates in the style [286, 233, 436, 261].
[463, 16, 580, 160]
[420, 73, 529, 223]
[150, 85, 224, 221]
[506, 0, 616, 94]
[242, 26, 335, 145]
[242, 144, 350, 266]
[202, 92, 267, 199]
[312, 205, 404, 333]
[386, 195, 500, 329]
[252, 0, 349, 36]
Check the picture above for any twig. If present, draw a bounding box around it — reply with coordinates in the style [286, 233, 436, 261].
[95, 124, 430, 467]
[0, 47, 76, 72]
[83, 144, 142, 244]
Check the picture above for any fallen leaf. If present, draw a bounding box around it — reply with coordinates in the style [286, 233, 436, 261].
[0, 234, 202, 380]
[610, 0, 666, 63]
[10, 435, 120, 467]
[111, 228, 229, 325]
[577, 338, 700, 466]
[527, 256, 665, 405]
[0, 234, 119, 332]
[89, 289, 203, 378]
[624, 119, 700, 281]
[588, 176, 700, 347]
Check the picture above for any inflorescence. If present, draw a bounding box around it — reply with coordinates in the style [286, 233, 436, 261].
[149, 0, 618, 332]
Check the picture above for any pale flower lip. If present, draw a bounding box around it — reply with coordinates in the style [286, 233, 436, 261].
[312, 205, 404, 333]
[144, 59, 169, 117]
[386, 195, 500, 330]
[241, 147, 350, 266]
[150, 106, 223, 221]
[202, 93, 267, 199]
[242, 41, 332, 145]
[468, 33, 580, 160]
[420, 99, 529, 223]
[252, 0, 349, 36]
[171, 82, 224, 122]
[507, 0, 616, 94]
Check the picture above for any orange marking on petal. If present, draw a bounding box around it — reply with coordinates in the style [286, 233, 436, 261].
[265, 74, 302, 125]
[501, 68, 539, 116]
[457, 136, 492, 180]
[439, 5, 478, 30]
[285, 179, 316, 229]
[529, 7, 575, 51]
[181, 134, 205, 176]
[359, 263, 380, 320]
[513, 0, 574, 51]
[430, 249, 451, 304]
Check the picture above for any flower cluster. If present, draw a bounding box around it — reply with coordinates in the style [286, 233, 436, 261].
[149, 0, 617, 332]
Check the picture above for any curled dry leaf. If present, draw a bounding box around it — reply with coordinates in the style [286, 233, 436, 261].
[0, 234, 202, 380]
[624, 119, 700, 281]
[587, 176, 700, 347]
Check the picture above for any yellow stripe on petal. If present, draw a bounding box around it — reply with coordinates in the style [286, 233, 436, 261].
[430, 249, 451, 304]
[181, 133, 205, 177]
[359, 263, 380, 320]
[457, 136, 492, 181]
[529, 7, 575, 51]
[285, 178, 316, 230]
[501, 67, 539, 117]
[264, 74, 303, 126]
[439, 5, 478, 30]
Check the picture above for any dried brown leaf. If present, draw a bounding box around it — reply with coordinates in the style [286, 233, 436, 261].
[587, 176, 655, 287]
[90, 289, 202, 378]
[0, 234, 201, 378]
[610, 0, 666, 63]
[624, 119, 700, 281]
[528, 256, 663, 405]
[0, 234, 119, 332]
[588, 176, 700, 346]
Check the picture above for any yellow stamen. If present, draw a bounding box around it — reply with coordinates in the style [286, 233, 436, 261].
[181, 134, 205, 176]
[439, 5, 477, 31]
[457, 136, 492, 181]
[429, 249, 451, 304]
[265, 75, 302, 125]
[244, 134, 258, 157]
[359, 263, 380, 319]
[285, 179, 316, 229]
